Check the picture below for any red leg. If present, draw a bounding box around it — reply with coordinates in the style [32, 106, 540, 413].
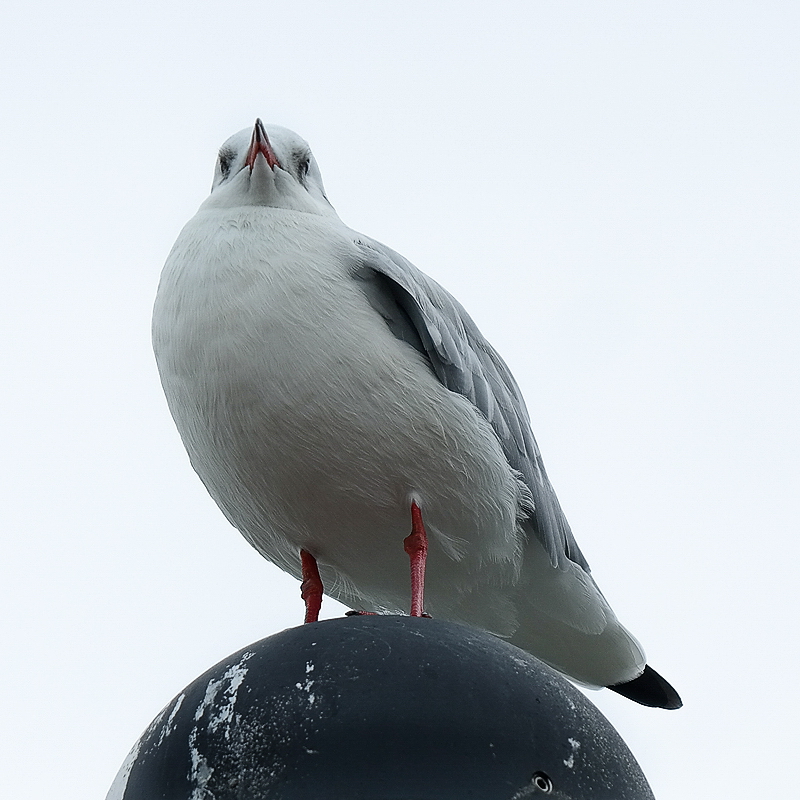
[300, 549, 323, 624]
[404, 501, 429, 617]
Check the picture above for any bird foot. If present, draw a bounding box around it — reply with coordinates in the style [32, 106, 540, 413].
[300, 549, 323, 623]
[405, 501, 429, 617]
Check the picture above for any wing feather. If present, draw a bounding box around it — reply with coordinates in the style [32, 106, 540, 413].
[351, 235, 589, 571]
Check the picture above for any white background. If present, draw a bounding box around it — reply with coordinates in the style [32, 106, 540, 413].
[1, 2, 798, 798]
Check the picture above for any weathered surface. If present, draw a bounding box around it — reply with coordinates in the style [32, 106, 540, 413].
[107, 616, 655, 800]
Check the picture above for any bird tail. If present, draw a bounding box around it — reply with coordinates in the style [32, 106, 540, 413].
[504, 536, 682, 708]
[608, 665, 683, 709]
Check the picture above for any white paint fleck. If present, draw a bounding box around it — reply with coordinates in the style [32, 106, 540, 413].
[106, 690, 190, 800]
[104, 737, 141, 800]
[187, 651, 255, 798]
[208, 652, 253, 737]
[563, 736, 581, 768]
[295, 673, 317, 705]
[188, 725, 214, 800]
[154, 693, 185, 747]
[194, 680, 221, 723]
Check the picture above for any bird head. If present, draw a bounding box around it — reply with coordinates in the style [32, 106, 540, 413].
[202, 119, 335, 216]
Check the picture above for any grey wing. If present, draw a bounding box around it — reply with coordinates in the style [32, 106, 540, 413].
[351, 234, 589, 572]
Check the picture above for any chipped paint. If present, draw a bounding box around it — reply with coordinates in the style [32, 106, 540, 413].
[187, 651, 255, 798]
[154, 693, 185, 747]
[294, 660, 317, 705]
[295, 676, 316, 705]
[105, 691, 189, 800]
[104, 737, 142, 800]
[208, 652, 254, 736]
[563, 736, 581, 768]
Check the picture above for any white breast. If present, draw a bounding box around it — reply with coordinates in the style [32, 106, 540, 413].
[152, 207, 529, 624]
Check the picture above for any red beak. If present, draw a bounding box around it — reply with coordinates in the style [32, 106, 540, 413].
[246, 119, 280, 171]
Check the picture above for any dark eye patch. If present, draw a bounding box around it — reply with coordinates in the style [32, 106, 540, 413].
[293, 150, 311, 183]
[218, 147, 236, 178]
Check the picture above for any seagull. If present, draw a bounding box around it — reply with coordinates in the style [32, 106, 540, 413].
[152, 120, 682, 709]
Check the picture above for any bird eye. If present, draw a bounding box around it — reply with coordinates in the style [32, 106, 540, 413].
[218, 148, 234, 179]
[293, 150, 311, 177]
[294, 155, 312, 186]
[531, 772, 553, 793]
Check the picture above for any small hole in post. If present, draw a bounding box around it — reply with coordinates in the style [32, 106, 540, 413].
[531, 771, 553, 793]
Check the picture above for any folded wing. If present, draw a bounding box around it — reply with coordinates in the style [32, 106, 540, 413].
[351, 235, 588, 573]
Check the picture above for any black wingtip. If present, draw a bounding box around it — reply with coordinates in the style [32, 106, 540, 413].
[608, 665, 683, 709]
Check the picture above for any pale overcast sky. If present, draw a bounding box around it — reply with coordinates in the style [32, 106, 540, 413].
[1, 3, 798, 799]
